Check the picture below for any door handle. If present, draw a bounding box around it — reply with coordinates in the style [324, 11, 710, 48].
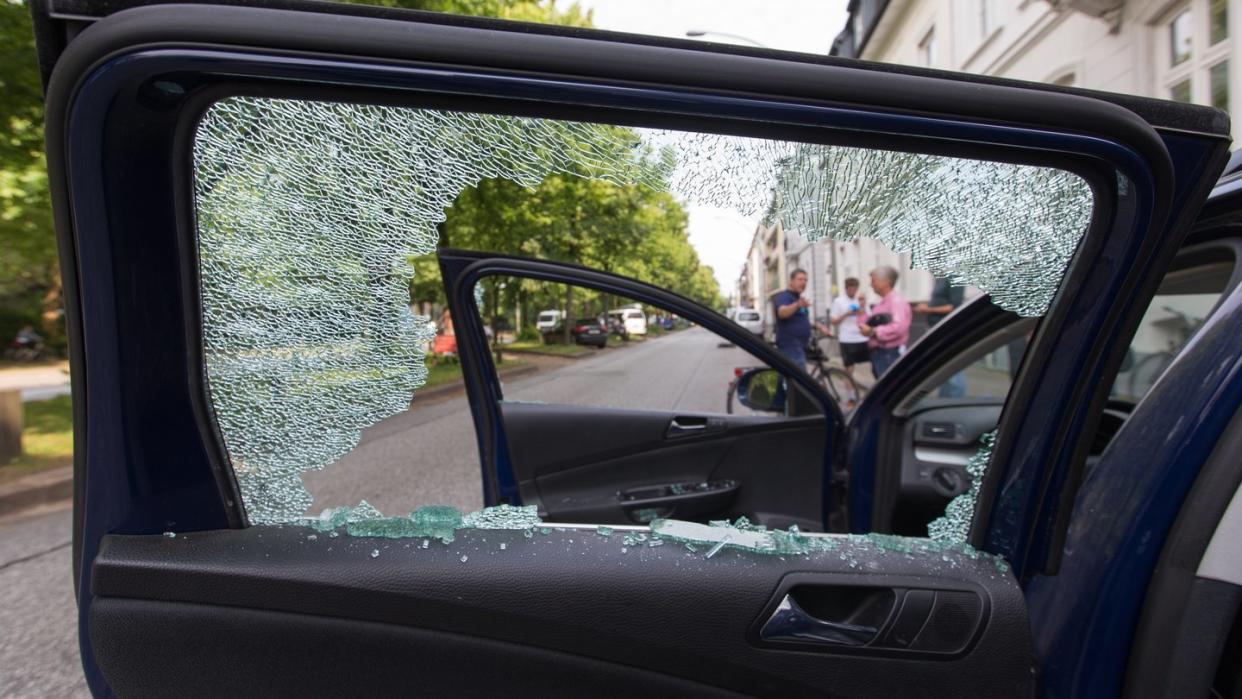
[666, 416, 723, 438]
[759, 594, 880, 646]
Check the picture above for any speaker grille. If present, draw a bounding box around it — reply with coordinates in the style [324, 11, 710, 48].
[910, 591, 982, 653]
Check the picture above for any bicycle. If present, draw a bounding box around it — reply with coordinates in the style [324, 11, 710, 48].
[724, 332, 867, 415]
[806, 332, 867, 412]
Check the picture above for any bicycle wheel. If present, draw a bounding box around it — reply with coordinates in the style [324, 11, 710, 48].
[822, 367, 864, 412]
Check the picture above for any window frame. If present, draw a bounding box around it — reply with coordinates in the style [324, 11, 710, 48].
[171, 75, 1142, 564]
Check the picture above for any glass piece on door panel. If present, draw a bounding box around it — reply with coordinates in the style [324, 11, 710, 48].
[193, 97, 1091, 523]
[927, 430, 997, 545]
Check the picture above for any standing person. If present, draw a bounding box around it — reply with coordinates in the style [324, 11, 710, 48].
[915, 276, 966, 397]
[829, 277, 869, 402]
[858, 266, 912, 379]
[772, 268, 812, 367]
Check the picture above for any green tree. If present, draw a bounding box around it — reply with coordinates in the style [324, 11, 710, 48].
[0, 1, 59, 348]
[348, 0, 591, 25]
[434, 170, 722, 333]
[0, 0, 593, 351]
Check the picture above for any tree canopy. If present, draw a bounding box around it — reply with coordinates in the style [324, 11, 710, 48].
[0, 1, 57, 345]
[0, 0, 602, 348]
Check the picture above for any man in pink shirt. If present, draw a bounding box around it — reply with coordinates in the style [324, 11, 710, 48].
[858, 265, 912, 379]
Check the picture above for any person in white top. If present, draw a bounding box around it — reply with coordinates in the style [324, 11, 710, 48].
[829, 277, 870, 401]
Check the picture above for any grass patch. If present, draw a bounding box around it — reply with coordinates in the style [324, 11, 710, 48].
[423, 357, 526, 389]
[1, 395, 73, 483]
[504, 341, 600, 357]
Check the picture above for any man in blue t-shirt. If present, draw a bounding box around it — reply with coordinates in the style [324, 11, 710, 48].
[773, 268, 812, 367]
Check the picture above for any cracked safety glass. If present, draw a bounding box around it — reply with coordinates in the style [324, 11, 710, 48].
[192, 96, 1093, 537]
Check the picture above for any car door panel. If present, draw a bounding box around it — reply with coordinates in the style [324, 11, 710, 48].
[35, 1, 1232, 695]
[89, 527, 1032, 698]
[502, 402, 826, 528]
[893, 402, 1005, 534]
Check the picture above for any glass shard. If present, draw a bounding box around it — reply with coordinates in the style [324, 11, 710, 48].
[927, 430, 997, 545]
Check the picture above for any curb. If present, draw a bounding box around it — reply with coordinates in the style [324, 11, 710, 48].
[504, 337, 650, 359]
[412, 363, 540, 402]
[0, 466, 73, 518]
[502, 348, 599, 359]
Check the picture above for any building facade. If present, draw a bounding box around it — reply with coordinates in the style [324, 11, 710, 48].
[829, 0, 1232, 353]
[833, 0, 1235, 136]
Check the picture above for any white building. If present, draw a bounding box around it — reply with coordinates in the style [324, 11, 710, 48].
[832, 0, 1235, 137]
[830, 0, 1233, 352]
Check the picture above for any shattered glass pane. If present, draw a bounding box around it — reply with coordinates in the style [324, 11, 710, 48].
[193, 97, 1092, 524]
[927, 430, 997, 545]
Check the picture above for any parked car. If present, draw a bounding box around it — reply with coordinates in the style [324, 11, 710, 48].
[534, 309, 563, 333]
[37, 3, 1242, 697]
[733, 308, 763, 336]
[608, 307, 647, 337]
[570, 317, 608, 347]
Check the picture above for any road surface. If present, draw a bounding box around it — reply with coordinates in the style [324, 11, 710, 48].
[0, 505, 88, 697]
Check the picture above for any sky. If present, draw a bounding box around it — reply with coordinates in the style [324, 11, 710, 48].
[575, 0, 851, 297]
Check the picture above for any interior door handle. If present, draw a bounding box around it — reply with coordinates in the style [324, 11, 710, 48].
[760, 594, 880, 646]
[666, 416, 722, 438]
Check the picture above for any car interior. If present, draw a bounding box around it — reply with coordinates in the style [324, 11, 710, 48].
[860, 234, 1241, 536]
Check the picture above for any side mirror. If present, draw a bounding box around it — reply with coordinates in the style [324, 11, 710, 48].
[736, 368, 786, 413]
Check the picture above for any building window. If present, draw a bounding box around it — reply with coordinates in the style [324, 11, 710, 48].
[1210, 0, 1228, 45]
[1158, 1, 1233, 115]
[1171, 78, 1193, 102]
[1211, 60, 1229, 109]
[1170, 8, 1194, 65]
[920, 28, 937, 66]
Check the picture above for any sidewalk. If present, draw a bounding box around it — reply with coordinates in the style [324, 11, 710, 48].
[0, 361, 71, 401]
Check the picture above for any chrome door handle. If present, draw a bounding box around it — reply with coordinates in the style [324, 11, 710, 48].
[759, 594, 879, 646]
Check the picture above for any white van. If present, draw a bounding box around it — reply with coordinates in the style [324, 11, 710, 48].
[734, 309, 763, 336]
[535, 309, 564, 332]
[608, 308, 647, 336]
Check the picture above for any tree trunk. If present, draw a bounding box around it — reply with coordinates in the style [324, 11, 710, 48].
[40, 262, 64, 353]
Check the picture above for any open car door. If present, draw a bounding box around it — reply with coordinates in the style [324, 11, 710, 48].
[437, 249, 843, 532]
[35, 0, 1230, 695]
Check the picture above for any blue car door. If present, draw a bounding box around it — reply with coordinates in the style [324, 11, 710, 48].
[34, 1, 1231, 696]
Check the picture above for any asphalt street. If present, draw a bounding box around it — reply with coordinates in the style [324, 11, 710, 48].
[0, 505, 88, 698]
[304, 326, 769, 515]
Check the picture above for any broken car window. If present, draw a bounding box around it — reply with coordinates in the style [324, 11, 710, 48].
[193, 97, 1093, 532]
